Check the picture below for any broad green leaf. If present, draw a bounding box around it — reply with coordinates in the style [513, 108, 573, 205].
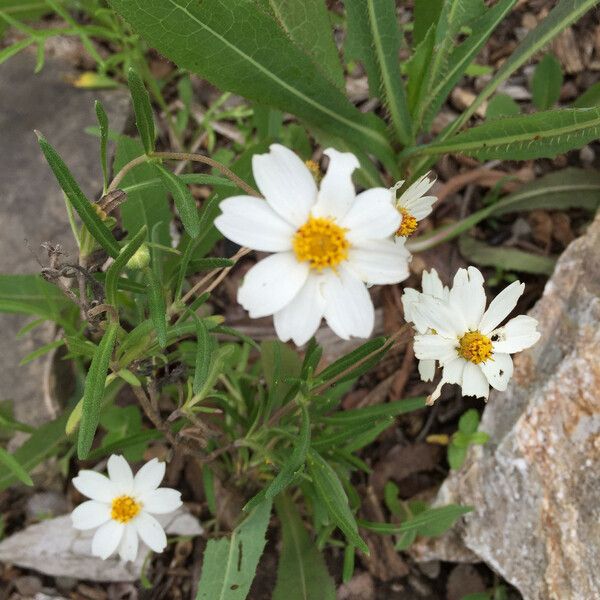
[307, 450, 369, 554]
[127, 68, 155, 154]
[447, 443, 468, 470]
[458, 409, 480, 435]
[193, 316, 212, 394]
[345, 0, 411, 145]
[196, 499, 272, 600]
[109, 0, 394, 163]
[318, 397, 426, 425]
[273, 494, 336, 600]
[78, 321, 119, 459]
[573, 82, 600, 108]
[0, 414, 67, 492]
[486, 94, 520, 119]
[114, 136, 171, 246]
[87, 429, 162, 461]
[105, 226, 148, 307]
[261, 340, 302, 411]
[260, 0, 344, 89]
[37, 135, 120, 258]
[413, 0, 443, 46]
[411, 107, 600, 161]
[145, 267, 167, 348]
[0, 447, 33, 486]
[156, 165, 201, 238]
[459, 236, 556, 275]
[532, 53, 563, 110]
[95, 100, 109, 192]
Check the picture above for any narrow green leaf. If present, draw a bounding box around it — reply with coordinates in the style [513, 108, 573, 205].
[105, 226, 148, 307]
[145, 267, 167, 348]
[193, 317, 212, 394]
[37, 135, 120, 258]
[0, 38, 34, 65]
[109, 0, 394, 164]
[532, 53, 563, 110]
[196, 499, 272, 600]
[86, 429, 163, 461]
[78, 321, 119, 459]
[273, 494, 336, 600]
[0, 447, 33, 486]
[573, 81, 600, 108]
[342, 544, 355, 583]
[318, 397, 426, 425]
[486, 94, 521, 119]
[447, 443, 468, 470]
[19, 339, 64, 366]
[156, 165, 201, 238]
[316, 337, 387, 383]
[459, 235, 556, 275]
[307, 450, 369, 554]
[458, 409, 480, 435]
[413, 0, 443, 45]
[95, 100, 109, 192]
[127, 68, 155, 154]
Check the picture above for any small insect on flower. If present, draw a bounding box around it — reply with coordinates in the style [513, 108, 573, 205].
[391, 172, 438, 238]
[71, 455, 182, 562]
[411, 267, 540, 404]
[215, 144, 411, 346]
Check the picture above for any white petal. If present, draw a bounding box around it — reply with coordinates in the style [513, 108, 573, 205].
[238, 252, 309, 318]
[397, 173, 436, 211]
[461, 363, 489, 399]
[442, 356, 467, 384]
[401, 287, 419, 326]
[322, 267, 374, 340]
[479, 281, 525, 334]
[72, 471, 116, 503]
[413, 334, 457, 362]
[252, 144, 316, 226]
[135, 512, 167, 553]
[412, 294, 464, 338]
[341, 188, 401, 242]
[214, 196, 294, 252]
[133, 459, 166, 496]
[91, 520, 124, 560]
[118, 524, 139, 562]
[107, 455, 134, 494]
[418, 359, 436, 382]
[274, 274, 326, 346]
[405, 196, 437, 221]
[421, 269, 448, 299]
[139, 488, 182, 514]
[490, 315, 541, 354]
[347, 239, 410, 285]
[312, 149, 359, 221]
[480, 353, 513, 391]
[71, 500, 111, 530]
[448, 267, 486, 331]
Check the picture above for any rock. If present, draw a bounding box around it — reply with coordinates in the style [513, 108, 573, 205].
[0, 508, 203, 582]
[26, 491, 71, 519]
[15, 574, 43, 595]
[0, 50, 128, 425]
[412, 212, 600, 600]
[337, 572, 375, 600]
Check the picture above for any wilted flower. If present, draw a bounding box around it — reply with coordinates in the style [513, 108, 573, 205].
[215, 144, 411, 345]
[412, 267, 540, 403]
[71, 455, 182, 562]
[392, 172, 437, 238]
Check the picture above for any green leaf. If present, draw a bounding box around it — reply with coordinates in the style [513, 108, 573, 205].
[37, 135, 120, 258]
[261, 0, 344, 89]
[273, 494, 336, 600]
[156, 165, 201, 238]
[345, 0, 411, 145]
[307, 450, 369, 554]
[0, 447, 33, 486]
[196, 499, 272, 600]
[78, 321, 119, 459]
[459, 235, 556, 275]
[19, 339, 64, 366]
[411, 107, 600, 161]
[145, 267, 167, 348]
[316, 337, 387, 383]
[447, 443, 468, 470]
[95, 100, 110, 192]
[486, 94, 521, 119]
[261, 340, 302, 411]
[109, 0, 394, 164]
[127, 68, 155, 154]
[318, 397, 426, 425]
[105, 226, 147, 307]
[413, 0, 443, 46]
[114, 136, 171, 246]
[458, 409, 480, 435]
[573, 81, 600, 108]
[193, 316, 213, 394]
[532, 53, 563, 110]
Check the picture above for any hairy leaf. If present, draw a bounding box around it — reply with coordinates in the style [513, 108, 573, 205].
[127, 67, 155, 154]
[156, 165, 201, 238]
[95, 100, 109, 192]
[145, 268, 167, 348]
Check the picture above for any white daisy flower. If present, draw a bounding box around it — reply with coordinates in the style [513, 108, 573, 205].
[391, 172, 437, 238]
[215, 144, 411, 346]
[401, 268, 449, 382]
[71, 455, 182, 562]
[412, 267, 540, 404]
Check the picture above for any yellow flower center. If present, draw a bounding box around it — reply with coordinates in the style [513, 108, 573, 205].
[305, 159, 322, 182]
[396, 207, 418, 237]
[111, 495, 141, 523]
[292, 216, 350, 271]
[458, 331, 493, 364]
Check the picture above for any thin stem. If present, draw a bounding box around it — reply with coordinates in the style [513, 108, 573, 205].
[107, 154, 148, 193]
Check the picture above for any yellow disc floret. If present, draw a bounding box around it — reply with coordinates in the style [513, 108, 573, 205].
[396, 207, 418, 237]
[111, 495, 141, 523]
[458, 331, 493, 364]
[293, 216, 350, 271]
